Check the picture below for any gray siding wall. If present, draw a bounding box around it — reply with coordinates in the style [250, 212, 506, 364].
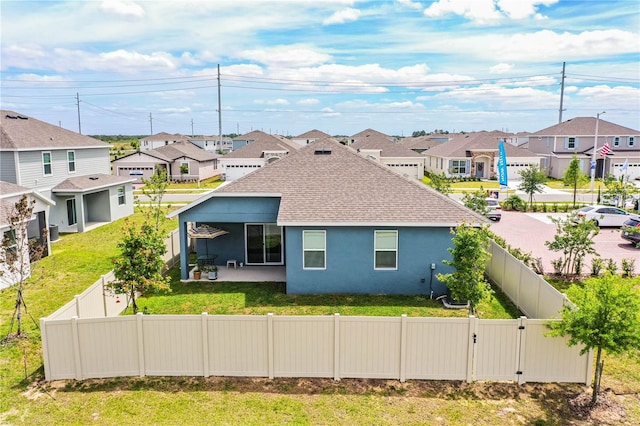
[18, 148, 110, 189]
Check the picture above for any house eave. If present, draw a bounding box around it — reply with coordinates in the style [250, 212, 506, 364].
[277, 221, 487, 227]
[167, 192, 283, 218]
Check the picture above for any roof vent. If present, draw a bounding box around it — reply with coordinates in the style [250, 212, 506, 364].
[89, 176, 99, 180]
[314, 149, 331, 155]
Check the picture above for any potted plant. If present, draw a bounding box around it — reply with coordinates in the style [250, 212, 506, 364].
[193, 268, 202, 280]
[202, 264, 218, 280]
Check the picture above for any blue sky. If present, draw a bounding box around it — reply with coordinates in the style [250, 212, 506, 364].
[1, 0, 639, 137]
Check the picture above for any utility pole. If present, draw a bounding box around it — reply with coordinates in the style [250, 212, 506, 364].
[76, 93, 82, 134]
[558, 62, 566, 124]
[191, 118, 194, 137]
[149, 113, 153, 135]
[218, 64, 222, 150]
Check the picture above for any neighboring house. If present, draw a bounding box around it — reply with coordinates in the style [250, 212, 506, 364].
[0, 181, 55, 290]
[528, 117, 640, 180]
[1, 110, 135, 233]
[139, 132, 189, 151]
[169, 138, 488, 295]
[291, 129, 332, 147]
[397, 135, 443, 154]
[189, 135, 232, 153]
[112, 141, 220, 183]
[349, 129, 426, 179]
[424, 131, 541, 181]
[219, 130, 301, 181]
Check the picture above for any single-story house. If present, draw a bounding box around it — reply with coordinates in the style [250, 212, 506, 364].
[349, 129, 426, 179]
[112, 141, 220, 183]
[1, 181, 55, 290]
[424, 131, 541, 181]
[219, 130, 301, 181]
[169, 138, 488, 295]
[527, 117, 640, 180]
[397, 135, 443, 154]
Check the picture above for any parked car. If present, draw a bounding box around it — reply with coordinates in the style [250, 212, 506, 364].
[574, 205, 640, 227]
[485, 198, 502, 221]
[621, 217, 640, 246]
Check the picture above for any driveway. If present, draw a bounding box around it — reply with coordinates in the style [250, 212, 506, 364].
[488, 211, 639, 275]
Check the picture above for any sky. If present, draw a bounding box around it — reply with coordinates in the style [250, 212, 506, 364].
[1, 0, 639, 137]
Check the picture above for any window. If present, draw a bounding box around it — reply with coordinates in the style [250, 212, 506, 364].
[67, 150, 76, 173]
[567, 137, 577, 149]
[613, 137, 620, 147]
[449, 160, 468, 174]
[117, 186, 125, 205]
[303, 230, 325, 269]
[42, 152, 52, 175]
[374, 230, 397, 269]
[3, 230, 17, 258]
[629, 137, 636, 147]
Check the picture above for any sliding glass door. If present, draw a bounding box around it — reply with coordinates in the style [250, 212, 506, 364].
[245, 223, 283, 265]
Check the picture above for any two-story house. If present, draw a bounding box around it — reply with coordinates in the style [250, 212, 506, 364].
[528, 117, 640, 180]
[1, 111, 135, 233]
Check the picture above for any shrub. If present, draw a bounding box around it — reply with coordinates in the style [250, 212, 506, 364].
[575, 255, 583, 276]
[502, 195, 526, 211]
[606, 258, 617, 275]
[591, 257, 604, 276]
[552, 258, 564, 275]
[621, 258, 635, 277]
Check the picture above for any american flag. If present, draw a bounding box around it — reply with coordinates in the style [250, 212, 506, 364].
[600, 142, 611, 157]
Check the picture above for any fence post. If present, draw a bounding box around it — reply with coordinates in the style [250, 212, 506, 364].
[517, 316, 527, 385]
[71, 316, 83, 380]
[40, 318, 51, 381]
[334, 313, 340, 381]
[136, 312, 145, 377]
[466, 316, 477, 383]
[400, 314, 407, 382]
[74, 295, 81, 318]
[201, 312, 209, 377]
[267, 313, 274, 379]
[101, 275, 108, 317]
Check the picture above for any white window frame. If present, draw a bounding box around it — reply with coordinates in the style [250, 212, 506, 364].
[302, 230, 326, 270]
[42, 151, 52, 175]
[374, 230, 398, 270]
[567, 137, 577, 149]
[628, 136, 636, 147]
[67, 150, 76, 173]
[117, 186, 126, 205]
[613, 137, 620, 147]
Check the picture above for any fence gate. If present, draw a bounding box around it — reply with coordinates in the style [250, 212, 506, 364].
[472, 318, 525, 383]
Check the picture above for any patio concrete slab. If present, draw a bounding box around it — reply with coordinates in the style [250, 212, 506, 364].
[185, 265, 285, 283]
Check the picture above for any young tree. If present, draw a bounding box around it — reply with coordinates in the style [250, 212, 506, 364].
[107, 167, 171, 313]
[427, 172, 452, 195]
[179, 164, 189, 181]
[437, 223, 492, 315]
[1, 195, 47, 339]
[563, 155, 589, 208]
[518, 165, 546, 209]
[462, 189, 488, 216]
[548, 274, 640, 405]
[545, 214, 599, 276]
[108, 220, 170, 314]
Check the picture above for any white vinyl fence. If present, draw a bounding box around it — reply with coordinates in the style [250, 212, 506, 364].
[41, 239, 592, 384]
[41, 313, 591, 384]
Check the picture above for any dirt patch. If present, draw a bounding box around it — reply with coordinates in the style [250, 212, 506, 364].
[568, 389, 627, 425]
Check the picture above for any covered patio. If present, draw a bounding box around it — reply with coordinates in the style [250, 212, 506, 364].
[184, 265, 285, 283]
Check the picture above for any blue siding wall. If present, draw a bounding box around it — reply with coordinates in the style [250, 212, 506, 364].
[285, 226, 455, 295]
[177, 196, 280, 279]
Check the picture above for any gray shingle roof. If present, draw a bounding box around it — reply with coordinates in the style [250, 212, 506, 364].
[226, 131, 301, 159]
[295, 129, 331, 139]
[351, 134, 423, 158]
[52, 174, 134, 192]
[212, 138, 487, 226]
[1, 110, 109, 150]
[424, 131, 535, 158]
[152, 141, 218, 161]
[531, 117, 639, 136]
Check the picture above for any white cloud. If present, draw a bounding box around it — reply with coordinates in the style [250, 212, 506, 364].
[239, 45, 332, 68]
[323, 8, 362, 25]
[100, 0, 145, 18]
[254, 98, 290, 106]
[424, 0, 557, 23]
[321, 107, 341, 117]
[489, 63, 514, 74]
[397, 0, 423, 11]
[298, 98, 320, 106]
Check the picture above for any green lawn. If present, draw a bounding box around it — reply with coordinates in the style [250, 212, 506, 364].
[1, 215, 638, 425]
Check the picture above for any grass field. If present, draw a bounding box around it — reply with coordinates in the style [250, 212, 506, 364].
[1, 213, 638, 425]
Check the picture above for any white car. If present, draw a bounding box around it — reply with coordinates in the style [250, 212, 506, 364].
[575, 205, 640, 227]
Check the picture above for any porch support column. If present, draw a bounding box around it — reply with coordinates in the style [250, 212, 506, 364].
[75, 194, 86, 232]
[180, 220, 190, 280]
